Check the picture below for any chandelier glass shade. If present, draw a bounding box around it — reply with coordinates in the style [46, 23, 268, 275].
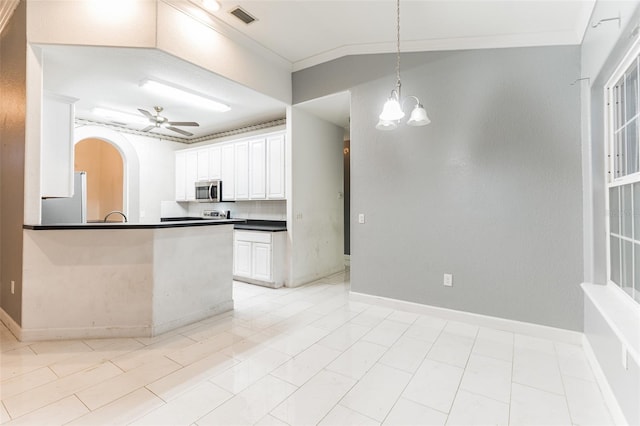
[376, 0, 430, 130]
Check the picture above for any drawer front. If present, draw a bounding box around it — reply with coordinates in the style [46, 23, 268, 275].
[234, 230, 272, 244]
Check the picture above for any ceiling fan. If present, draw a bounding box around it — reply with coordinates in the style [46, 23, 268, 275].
[138, 106, 199, 137]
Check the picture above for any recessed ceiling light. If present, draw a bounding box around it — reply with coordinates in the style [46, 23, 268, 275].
[140, 79, 231, 113]
[189, 0, 220, 13]
[201, 0, 220, 12]
[92, 107, 148, 125]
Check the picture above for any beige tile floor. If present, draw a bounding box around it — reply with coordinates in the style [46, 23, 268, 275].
[0, 271, 614, 425]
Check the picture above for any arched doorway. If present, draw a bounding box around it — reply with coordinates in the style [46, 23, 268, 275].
[74, 138, 124, 222]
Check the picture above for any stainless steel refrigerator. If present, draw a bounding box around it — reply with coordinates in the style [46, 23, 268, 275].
[41, 171, 87, 224]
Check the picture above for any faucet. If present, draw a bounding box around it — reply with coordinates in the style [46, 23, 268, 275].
[104, 211, 128, 223]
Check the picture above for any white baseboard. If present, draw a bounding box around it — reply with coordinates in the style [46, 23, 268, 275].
[0, 307, 23, 341]
[582, 334, 628, 426]
[152, 300, 234, 335]
[1, 302, 234, 342]
[234, 276, 284, 289]
[344, 255, 350, 266]
[349, 291, 583, 345]
[18, 324, 152, 342]
[287, 266, 346, 288]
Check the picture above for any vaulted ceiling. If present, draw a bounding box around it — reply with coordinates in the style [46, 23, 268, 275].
[212, 0, 595, 71]
[36, 0, 597, 138]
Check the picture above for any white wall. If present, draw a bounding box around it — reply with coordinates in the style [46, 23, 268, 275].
[25, 0, 291, 103]
[23, 0, 291, 224]
[75, 126, 184, 223]
[580, 2, 640, 424]
[288, 107, 344, 286]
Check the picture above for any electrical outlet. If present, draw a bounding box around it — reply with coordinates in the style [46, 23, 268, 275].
[11, 280, 15, 294]
[358, 214, 365, 224]
[443, 273, 453, 287]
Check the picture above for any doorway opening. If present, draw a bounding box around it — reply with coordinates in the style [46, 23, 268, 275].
[74, 138, 124, 222]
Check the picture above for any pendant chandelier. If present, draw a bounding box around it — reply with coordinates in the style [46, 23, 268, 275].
[376, 0, 430, 131]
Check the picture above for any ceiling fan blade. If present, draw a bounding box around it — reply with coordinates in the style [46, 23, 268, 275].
[166, 126, 194, 137]
[167, 121, 199, 127]
[141, 125, 155, 132]
[138, 109, 154, 119]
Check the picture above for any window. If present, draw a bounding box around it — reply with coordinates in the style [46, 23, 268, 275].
[606, 47, 640, 304]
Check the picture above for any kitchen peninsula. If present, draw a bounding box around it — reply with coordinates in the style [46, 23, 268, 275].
[18, 220, 243, 341]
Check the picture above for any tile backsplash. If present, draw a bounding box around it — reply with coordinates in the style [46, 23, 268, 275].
[188, 200, 286, 220]
[160, 200, 286, 221]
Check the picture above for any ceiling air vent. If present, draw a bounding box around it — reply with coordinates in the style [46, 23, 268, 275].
[230, 6, 256, 25]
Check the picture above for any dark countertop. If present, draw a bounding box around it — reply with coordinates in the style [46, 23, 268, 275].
[233, 219, 287, 232]
[24, 219, 245, 230]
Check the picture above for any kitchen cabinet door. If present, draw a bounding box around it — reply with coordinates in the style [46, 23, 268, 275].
[249, 138, 266, 199]
[267, 134, 286, 199]
[185, 151, 198, 201]
[196, 149, 209, 181]
[208, 145, 221, 179]
[235, 141, 250, 200]
[234, 240, 252, 278]
[41, 92, 77, 198]
[221, 143, 235, 201]
[175, 151, 187, 201]
[252, 242, 272, 282]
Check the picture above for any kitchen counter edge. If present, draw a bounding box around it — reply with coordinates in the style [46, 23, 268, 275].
[23, 219, 246, 230]
[234, 220, 287, 232]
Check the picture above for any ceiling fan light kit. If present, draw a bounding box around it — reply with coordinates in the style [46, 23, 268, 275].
[140, 79, 231, 112]
[376, 0, 430, 131]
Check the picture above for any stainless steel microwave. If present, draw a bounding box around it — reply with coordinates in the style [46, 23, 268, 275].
[195, 180, 222, 202]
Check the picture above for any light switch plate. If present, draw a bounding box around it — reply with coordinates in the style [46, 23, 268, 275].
[358, 214, 365, 224]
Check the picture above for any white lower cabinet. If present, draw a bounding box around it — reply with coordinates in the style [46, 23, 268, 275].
[234, 240, 252, 278]
[252, 243, 272, 281]
[233, 230, 286, 288]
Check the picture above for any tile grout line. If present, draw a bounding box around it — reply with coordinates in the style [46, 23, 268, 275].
[371, 314, 449, 425]
[442, 324, 480, 424]
[508, 332, 515, 425]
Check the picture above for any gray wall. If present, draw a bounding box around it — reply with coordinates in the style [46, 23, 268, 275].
[296, 46, 584, 331]
[0, 0, 26, 325]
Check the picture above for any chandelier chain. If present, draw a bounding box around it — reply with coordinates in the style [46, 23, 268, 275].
[396, 0, 401, 93]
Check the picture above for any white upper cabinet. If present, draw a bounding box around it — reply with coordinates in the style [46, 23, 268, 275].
[234, 141, 250, 200]
[196, 149, 209, 181]
[208, 145, 221, 179]
[221, 143, 235, 201]
[174, 131, 286, 203]
[185, 151, 198, 201]
[249, 138, 267, 199]
[175, 151, 186, 201]
[41, 92, 77, 198]
[267, 134, 286, 199]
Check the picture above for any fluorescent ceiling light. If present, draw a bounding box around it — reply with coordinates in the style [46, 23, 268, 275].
[141, 79, 231, 112]
[92, 107, 148, 125]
